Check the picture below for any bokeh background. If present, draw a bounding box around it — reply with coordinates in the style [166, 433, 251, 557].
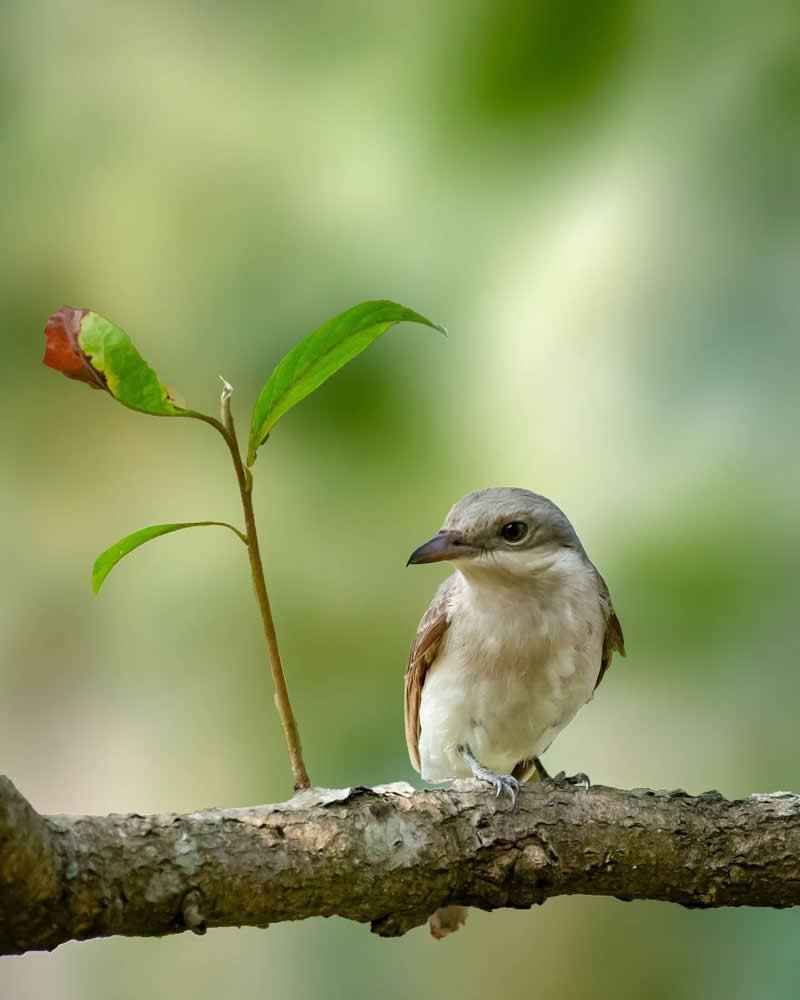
[3, 0, 800, 996]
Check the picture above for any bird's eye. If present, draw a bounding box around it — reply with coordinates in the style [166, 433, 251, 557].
[500, 521, 528, 543]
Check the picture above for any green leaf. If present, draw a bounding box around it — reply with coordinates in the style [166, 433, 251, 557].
[247, 300, 444, 465]
[92, 521, 246, 594]
[78, 311, 183, 416]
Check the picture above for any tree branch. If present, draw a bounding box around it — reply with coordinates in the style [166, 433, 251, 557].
[2, 774, 799, 956]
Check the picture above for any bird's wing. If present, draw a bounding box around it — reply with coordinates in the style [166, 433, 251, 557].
[593, 570, 626, 691]
[404, 576, 456, 772]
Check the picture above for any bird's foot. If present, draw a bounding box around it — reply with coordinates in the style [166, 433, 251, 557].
[456, 744, 520, 806]
[552, 770, 591, 790]
[534, 757, 590, 791]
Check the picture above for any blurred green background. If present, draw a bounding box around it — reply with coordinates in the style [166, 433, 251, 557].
[3, 0, 800, 996]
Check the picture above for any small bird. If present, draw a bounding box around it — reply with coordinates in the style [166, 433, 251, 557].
[405, 487, 624, 938]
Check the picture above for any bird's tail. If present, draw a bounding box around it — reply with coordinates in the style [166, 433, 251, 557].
[428, 759, 541, 939]
[428, 905, 470, 939]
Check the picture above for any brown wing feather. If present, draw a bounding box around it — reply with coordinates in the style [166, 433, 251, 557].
[593, 569, 626, 691]
[404, 577, 455, 772]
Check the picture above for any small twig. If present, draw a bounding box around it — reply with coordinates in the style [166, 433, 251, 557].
[178, 395, 311, 789]
[215, 379, 311, 791]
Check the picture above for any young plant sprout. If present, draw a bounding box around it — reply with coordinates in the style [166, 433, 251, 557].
[43, 301, 443, 790]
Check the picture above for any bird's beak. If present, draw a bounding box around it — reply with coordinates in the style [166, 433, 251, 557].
[406, 531, 478, 566]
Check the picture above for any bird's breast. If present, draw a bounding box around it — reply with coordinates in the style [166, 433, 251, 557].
[417, 572, 603, 781]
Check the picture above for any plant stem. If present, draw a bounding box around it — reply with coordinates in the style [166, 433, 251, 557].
[189, 403, 311, 790]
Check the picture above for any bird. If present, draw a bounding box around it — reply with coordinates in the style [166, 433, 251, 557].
[404, 487, 624, 938]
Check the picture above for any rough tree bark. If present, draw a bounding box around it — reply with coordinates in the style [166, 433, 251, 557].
[2, 774, 799, 956]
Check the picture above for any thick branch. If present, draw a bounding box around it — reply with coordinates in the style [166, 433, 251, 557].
[2, 775, 799, 955]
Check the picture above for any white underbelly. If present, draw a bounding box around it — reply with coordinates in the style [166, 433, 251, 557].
[417, 638, 601, 782]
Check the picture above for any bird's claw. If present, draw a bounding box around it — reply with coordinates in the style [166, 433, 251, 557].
[490, 773, 520, 806]
[552, 770, 591, 791]
[533, 757, 590, 791]
[456, 744, 520, 807]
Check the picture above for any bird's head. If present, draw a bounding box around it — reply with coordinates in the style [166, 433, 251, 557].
[406, 487, 585, 580]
